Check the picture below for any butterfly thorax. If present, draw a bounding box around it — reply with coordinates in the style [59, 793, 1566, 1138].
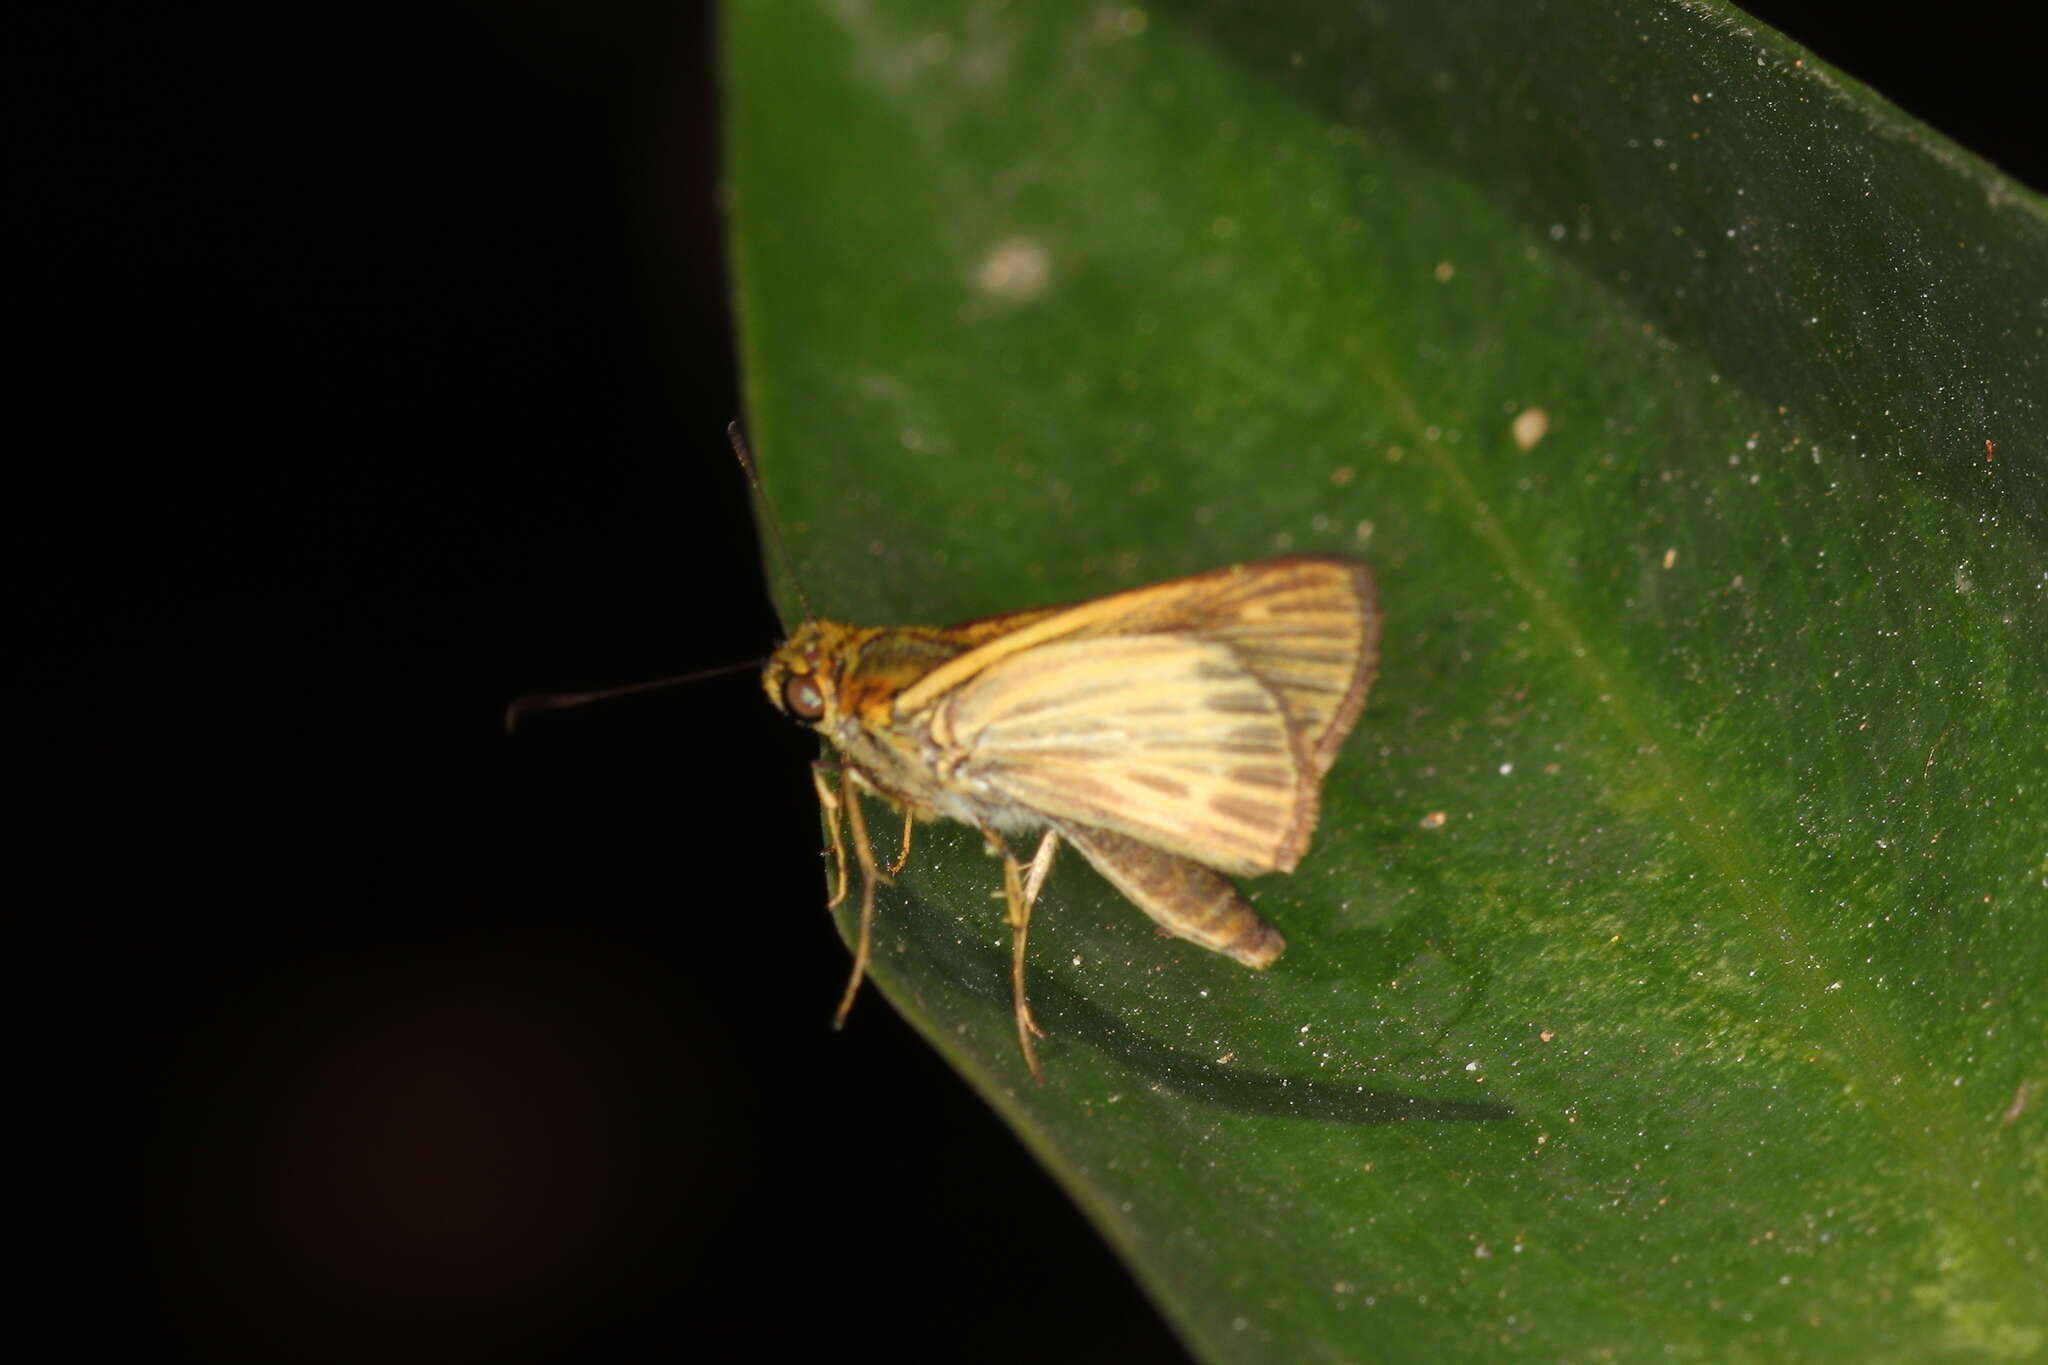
[764, 618, 1041, 830]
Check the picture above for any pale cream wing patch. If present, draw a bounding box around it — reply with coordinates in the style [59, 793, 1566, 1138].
[935, 634, 1315, 875]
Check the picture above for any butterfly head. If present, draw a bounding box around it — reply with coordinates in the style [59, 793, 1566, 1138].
[763, 620, 849, 731]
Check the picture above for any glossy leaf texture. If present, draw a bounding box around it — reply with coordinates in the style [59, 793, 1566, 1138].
[723, 1, 2047, 1359]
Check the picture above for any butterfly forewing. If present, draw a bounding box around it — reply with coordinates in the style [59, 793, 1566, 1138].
[936, 633, 1310, 875]
[898, 558, 1377, 769]
[923, 557, 1379, 876]
[1176, 559, 1381, 777]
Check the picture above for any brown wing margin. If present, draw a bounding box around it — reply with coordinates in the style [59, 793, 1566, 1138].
[1167, 557, 1381, 780]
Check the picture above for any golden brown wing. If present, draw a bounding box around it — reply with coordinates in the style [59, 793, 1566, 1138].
[896, 557, 1379, 782]
[1156, 556, 1380, 780]
[933, 634, 1317, 875]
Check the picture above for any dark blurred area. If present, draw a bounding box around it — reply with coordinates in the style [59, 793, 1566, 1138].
[8, 2, 2035, 1362]
[13, 2, 1180, 1360]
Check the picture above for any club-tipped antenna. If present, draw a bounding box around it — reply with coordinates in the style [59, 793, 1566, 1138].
[728, 420, 816, 624]
[504, 658, 763, 734]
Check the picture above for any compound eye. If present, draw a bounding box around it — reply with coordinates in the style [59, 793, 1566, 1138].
[783, 674, 826, 720]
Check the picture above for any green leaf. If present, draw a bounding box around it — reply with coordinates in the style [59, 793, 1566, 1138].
[723, 0, 2048, 1359]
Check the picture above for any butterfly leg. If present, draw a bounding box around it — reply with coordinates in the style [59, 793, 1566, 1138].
[830, 765, 889, 1030]
[811, 762, 850, 909]
[984, 826, 1059, 1083]
[884, 807, 916, 878]
[1020, 827, 1059, 909]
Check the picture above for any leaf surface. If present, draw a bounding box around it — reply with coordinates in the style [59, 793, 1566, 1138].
[725, 2, 2048, 1358]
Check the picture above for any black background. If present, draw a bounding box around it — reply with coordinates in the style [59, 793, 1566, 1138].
[13, 3, 2037, 1361]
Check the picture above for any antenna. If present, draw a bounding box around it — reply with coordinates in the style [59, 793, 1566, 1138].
[504, 658, 764, 734]
[505, 422, 810, 736]
[728, 421, 816, 623]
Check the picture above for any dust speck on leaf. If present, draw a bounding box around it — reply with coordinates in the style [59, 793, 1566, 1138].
[2004, 1082, 2033, 1125]
[975, 236, 1053, 302]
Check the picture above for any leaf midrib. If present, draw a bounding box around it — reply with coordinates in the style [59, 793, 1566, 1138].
[1368, 344, 2048, 1310]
